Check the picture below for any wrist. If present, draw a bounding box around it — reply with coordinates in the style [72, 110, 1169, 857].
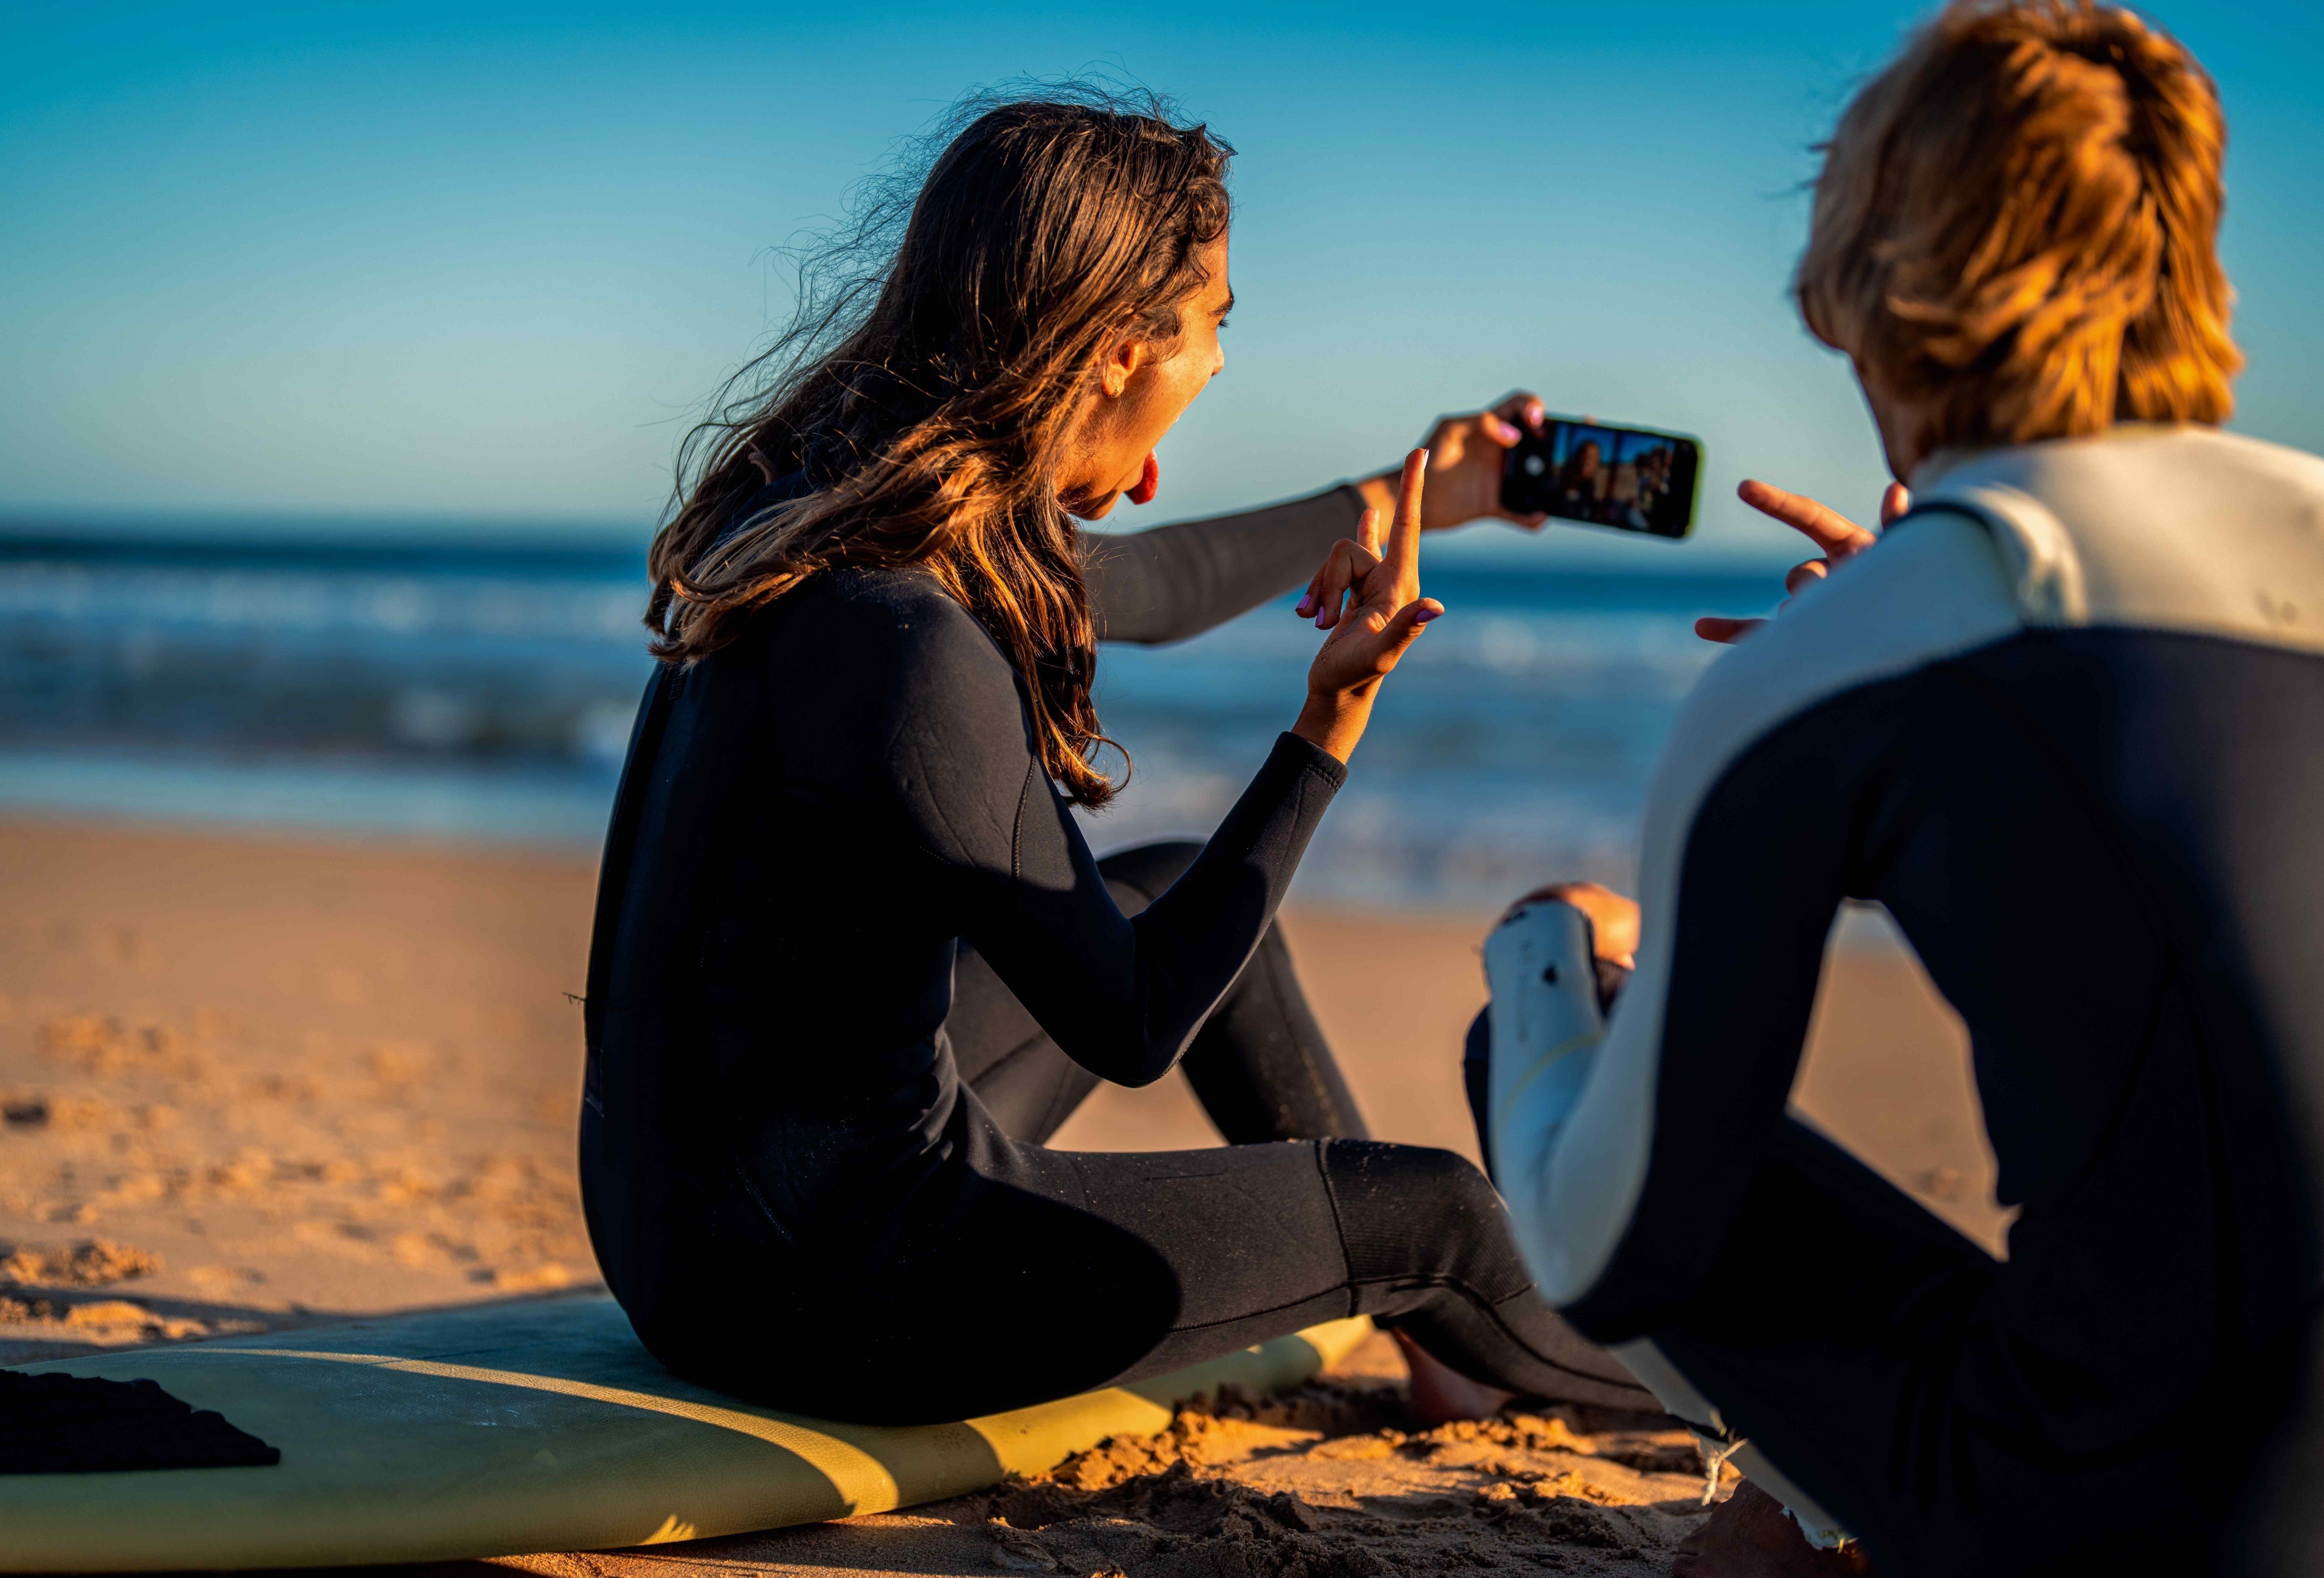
[1293, 692, 1370, 764]
[1360, 465, 1481, 533]
[1355, 473, 1398, 520]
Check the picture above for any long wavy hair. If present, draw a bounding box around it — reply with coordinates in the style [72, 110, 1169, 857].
[646, 87, 1234, 808]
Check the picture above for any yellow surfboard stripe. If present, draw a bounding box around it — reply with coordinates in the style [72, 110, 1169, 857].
[0, 1297, 1373, 1572]
[213, 1349, 909, 1517]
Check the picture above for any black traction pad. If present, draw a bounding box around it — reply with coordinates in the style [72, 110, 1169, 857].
[0, 1369, 281, 1473]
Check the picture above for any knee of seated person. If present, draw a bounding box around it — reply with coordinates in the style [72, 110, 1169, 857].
[1413, 1144, 1504, 1225]
[1326, 1140, 1530, 1295]
[1096, 840, 1205, 911]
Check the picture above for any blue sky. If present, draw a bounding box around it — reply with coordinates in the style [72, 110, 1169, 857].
[4, 1, 2318, 565]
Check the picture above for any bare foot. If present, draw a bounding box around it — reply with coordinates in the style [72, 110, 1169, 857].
[1671, 1480, 1876, 1576]
[1390, 1327, 1517, 1425]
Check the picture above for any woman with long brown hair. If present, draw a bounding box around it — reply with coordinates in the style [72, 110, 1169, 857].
[579, 90, 1652, 1425]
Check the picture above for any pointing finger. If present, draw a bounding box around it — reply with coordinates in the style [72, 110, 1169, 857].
[1736, 479, 1876, 556]
[1355, 504, 1383, 558]
[1879, 482, 1912, 528]
[1387, 449, 1427, 588]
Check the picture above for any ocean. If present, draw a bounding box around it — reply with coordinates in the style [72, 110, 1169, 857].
[0, 528, 1783, 912]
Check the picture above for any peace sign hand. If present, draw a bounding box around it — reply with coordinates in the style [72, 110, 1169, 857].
[1290, 449, 1445, 764]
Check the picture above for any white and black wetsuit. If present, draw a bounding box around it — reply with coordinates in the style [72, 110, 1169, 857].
[580, 481, 1653, 1425]
[1481, 427, 2324, 1575]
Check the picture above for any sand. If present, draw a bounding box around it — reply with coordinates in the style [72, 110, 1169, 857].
[0, 816, 2001, 1574]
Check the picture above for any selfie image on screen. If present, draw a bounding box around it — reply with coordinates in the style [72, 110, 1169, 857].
[1611, 431, 1690, 536]
[1540, 423, 1693, 538]
[1500, 414, 1701, 536]
[1547, 424, 1618, 521]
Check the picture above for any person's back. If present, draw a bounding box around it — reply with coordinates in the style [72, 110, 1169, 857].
[583, 567, 1010, 1321]
[1901, 429, 2324, 1289]
[1550, 426, 2324, 1533]
[1473, 5, 2324, 1572]
[1610, 423, 2324, 1323]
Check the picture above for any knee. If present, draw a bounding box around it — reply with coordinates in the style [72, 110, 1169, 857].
[1405, 1143, 1506, 1227]
[1322, 1139, 1528, 1297]
[1097, 840, 1204, 913]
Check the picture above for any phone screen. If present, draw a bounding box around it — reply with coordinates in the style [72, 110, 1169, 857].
[1499, 417, 1702, 539]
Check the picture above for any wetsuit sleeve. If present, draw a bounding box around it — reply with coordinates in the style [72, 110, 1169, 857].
[1487, 512, 2025, 1338]
[1081, 484, 1368, 645]
[878, 596, 1347, 1086]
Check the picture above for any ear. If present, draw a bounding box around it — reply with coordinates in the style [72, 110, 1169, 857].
[1098, 334, 1149, 400]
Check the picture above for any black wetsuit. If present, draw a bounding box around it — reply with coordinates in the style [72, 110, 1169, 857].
[580, 483, 1651, 1425]
[1480, 429, 2324, 1576]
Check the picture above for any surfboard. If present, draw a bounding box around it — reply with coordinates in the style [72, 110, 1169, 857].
[0, 1295, 1370, 1572]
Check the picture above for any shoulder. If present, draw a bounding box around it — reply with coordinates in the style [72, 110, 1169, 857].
[790, 566, 987, 643]
[780, 566, 1035, 763]
[1691, 512, 2018, 732]
[686, 567, 1027, 751]
[1645, 511, 2024, 839]
[768, 567, 1017, 691]
[1915, 427, 2324, 654]
[799, 571, 1041, 848]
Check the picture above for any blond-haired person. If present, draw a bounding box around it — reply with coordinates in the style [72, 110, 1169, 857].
[1475, 4, 2324, 1573]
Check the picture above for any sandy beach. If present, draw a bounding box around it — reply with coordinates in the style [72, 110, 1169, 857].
[0, 816, 2002, 1575]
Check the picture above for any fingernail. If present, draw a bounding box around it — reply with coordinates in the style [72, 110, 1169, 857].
[1415, 606, 1441, 624]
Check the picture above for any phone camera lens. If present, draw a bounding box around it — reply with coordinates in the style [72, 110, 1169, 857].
[1524, 456, 1545, 476]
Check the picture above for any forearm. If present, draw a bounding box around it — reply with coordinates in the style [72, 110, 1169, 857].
[1351, 470, 1404, 521]
[1082, 484, 1367, 645]
[986, 731, 1345, 1087]
[1485, 902, 1618, 1295]
[1110, 731, 1346, 1080]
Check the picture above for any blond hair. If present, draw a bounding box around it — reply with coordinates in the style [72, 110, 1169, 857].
[1797, 0, 2240, 458]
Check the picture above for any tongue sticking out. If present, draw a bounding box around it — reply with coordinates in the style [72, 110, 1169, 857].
[1127, 452, 1159, 506]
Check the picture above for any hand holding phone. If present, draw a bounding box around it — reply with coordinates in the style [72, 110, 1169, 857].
[1500, 415, 1703, 539]
[1357, 393, 1556, 533]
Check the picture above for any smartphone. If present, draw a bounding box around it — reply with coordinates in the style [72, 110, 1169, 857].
[1499, 416, 1703, 539]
